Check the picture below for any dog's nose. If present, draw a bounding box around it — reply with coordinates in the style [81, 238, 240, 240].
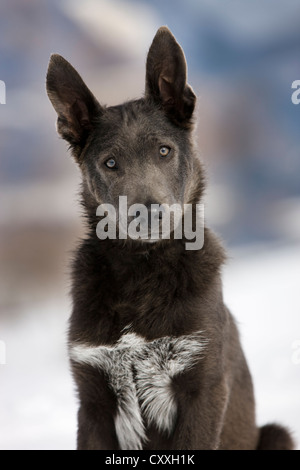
[145, 201, 164, 222]
[134, 201, 164, 228]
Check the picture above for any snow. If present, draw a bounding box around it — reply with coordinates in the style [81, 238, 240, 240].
[0, 244, 299, 450]
[0, 299, 77, 450]
[223, 243, 300, 449]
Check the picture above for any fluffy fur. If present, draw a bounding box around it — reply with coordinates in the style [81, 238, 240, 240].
[70, 331, 207, 449]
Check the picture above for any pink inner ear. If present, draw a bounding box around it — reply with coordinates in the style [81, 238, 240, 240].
[158, 75, 175, 106]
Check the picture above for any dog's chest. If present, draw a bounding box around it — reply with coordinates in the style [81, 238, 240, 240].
[70, 331, 206, 450]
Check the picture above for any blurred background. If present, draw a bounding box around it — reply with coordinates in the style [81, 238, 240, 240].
[0, 0, 299, 450]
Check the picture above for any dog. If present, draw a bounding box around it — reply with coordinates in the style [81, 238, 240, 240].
[46, 26, 294, 450]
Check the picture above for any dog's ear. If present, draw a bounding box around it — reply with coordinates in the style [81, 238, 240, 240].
[46, 54, 102, 154]
[145, 27, 196, 127]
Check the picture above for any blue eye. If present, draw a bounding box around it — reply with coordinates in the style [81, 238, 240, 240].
[159, 146, 171, 157]
[105, 158, 117, 169]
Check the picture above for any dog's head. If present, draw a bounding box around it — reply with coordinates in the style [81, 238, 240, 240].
[46, 27, 205, 241]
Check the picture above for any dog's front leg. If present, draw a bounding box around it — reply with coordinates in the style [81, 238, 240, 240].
[172, 378, 229, 450]
[72, 364, 120, 450]
[77, 401, 119, 450]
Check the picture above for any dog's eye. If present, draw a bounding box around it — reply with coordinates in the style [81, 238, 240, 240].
[105, 158, 117, 169]
[159, 146, 171, 157]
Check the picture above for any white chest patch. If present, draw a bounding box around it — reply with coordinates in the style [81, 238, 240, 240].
[70, 330, 207, 450]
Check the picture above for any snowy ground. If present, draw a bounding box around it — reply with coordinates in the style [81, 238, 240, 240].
[222, 243, 300, 449]
[0, 243, 299, 450]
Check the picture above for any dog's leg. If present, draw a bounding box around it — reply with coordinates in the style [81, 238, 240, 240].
[172, 378, 229, 450]
[77, 402, 119, 450]
[71, 364, 119, 450]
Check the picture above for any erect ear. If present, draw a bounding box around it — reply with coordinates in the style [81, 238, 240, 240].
[145, 27, 196, 127]
[46, 54, 102, 153]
